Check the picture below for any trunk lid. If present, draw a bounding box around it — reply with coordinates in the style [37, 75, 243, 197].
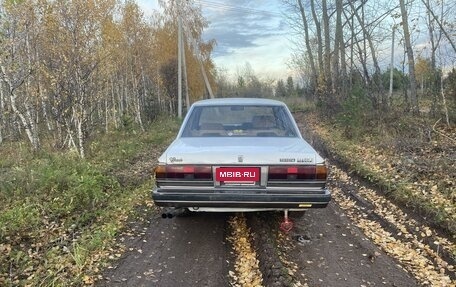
[159, 137, 324, 165]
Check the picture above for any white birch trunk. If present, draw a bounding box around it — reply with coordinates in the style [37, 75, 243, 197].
[400, 0, 419, 113]
[41, 97, 52, 131]
[440, 74, 450, 126]
[1, 66, 39, 150]
[10, 94, 37, 150]
[111, 78, 118, 129]
[77, 117, 85, 159]
[25, 101, 39, 149]
[0, 81, 4, 144]
[105, 98, 109, 132]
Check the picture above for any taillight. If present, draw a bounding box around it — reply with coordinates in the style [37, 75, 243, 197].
[155, 165, 212, 180]
[316, 165, 327, 180]
[268, 165, 327, 180]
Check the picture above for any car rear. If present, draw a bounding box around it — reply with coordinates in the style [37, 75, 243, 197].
[152, 98, 330, 212]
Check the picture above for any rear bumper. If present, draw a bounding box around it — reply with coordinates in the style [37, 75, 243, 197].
[152, 188, 331, 209]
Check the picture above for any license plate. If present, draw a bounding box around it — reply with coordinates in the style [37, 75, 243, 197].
[216, 167, 260, 182]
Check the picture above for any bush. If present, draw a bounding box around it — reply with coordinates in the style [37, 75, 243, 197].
[0, 116, 180, 286]
[337, 85, 372, 139]
[0, 202, 41, 241]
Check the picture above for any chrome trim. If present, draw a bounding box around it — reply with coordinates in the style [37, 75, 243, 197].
[156, 186, 326, 192]
[157, 180, 213, 187]
[188, 207, 307, 212]
[266, 182, 326, 188]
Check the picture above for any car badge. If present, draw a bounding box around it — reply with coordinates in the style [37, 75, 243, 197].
[238, 155, 243, 163]
[280, 158, 296, 162]
[169, 157, 183, 163]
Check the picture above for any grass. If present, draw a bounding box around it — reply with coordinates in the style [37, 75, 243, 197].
[0, 116, 179, 286]
[298, 109, 456, 238]
[281, 97, 316, 113]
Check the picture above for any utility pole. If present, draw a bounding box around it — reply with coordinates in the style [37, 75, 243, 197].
[182, 25, 215, 99]
[201, 62, 214, 99]
[182, 36, 190, 111]
[178, 4, 214, 100]
[177, 0, 183, 118]
[389, 27, 395, 102]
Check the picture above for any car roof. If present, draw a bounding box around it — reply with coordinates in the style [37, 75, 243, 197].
[192, 97, 287, 107]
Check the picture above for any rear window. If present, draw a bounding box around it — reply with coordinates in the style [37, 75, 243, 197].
[181, 105, 298, 137]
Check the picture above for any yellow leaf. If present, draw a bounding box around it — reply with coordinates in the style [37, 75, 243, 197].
[83, 275, 94, 285]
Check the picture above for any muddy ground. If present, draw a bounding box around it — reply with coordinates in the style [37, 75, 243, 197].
[97, 203, 422, 286]
[97, 116, 455, 287]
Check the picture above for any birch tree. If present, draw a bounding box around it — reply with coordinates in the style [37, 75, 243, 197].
[0, 1, 40, 150]
[0, 0, 216, 151]
[400, 0, 419, 113]
[322, 0, 331, 92]
[297, 0, 317, 90]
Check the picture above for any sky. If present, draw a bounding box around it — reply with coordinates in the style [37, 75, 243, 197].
[137, 1, 456, 81]
[138, 0, 295, 81]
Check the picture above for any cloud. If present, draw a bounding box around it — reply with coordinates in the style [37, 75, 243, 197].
[203, 1, 285, 47]
[195, 0, 294, 79]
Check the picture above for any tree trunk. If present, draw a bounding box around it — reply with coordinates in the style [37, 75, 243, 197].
[425, 0, 440, 116]
[77, 117, 85, 159]
[10, 94, 39, 150]
[440, 73, 450, 126]
[331, 0, 343, 94]
[297, 0, 317, 90]
[337, 0, 346, 97]
[400, 0, 419, 114]
[111, 77, 118, 129]
[136, 96, 145, 132]
[322, 0, 331, 91]
[426, 0, 436, 70]
[0, 81, 4, 144]
[349, 4, 354, 91]
[131, 65, 145, 131]
[1, 66, 39, 151]
[25, 101, 40, 150]
[402, 53, 410, 112]
[105, 98, 109, 132]
[310, 0, 323, 79]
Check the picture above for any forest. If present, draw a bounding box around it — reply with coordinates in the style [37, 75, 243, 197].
[0, 0, 455, 286]
[0, 0, 216, 158]
[0, 0, 455, 155]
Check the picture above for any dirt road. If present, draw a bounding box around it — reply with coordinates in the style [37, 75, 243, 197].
[97, 116, 455, 287]
[98, 199, 425, 286]
[100, 212, 231, 286]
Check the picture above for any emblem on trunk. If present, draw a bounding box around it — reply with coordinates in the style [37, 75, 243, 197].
[238, 155, 243, 163]
[280, 158, 296, 162]
[169, 157, 183, 163]
[297, 158, 313, 163]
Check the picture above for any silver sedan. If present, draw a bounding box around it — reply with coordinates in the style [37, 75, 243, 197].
[152, 98, 330, 216]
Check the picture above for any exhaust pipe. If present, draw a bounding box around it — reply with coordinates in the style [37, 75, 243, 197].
[160, 208, 183, 219]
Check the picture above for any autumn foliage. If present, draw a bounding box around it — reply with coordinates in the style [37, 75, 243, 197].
[0, 0, 216, 157]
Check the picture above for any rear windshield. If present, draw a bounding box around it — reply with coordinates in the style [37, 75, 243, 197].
[181, 105, 298, 137]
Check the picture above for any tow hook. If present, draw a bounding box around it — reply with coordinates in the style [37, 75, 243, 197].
[280, 209, 294, 233]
